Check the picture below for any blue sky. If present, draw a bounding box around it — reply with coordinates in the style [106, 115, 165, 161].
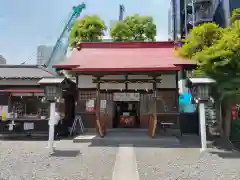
[0, 0, 170, 64]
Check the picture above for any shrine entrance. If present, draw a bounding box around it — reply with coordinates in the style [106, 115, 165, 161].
[113, 101, 140, 128]
[112, 92, 140, 128]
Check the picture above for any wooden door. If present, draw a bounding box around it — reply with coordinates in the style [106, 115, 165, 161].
[100, 92, 114, 129]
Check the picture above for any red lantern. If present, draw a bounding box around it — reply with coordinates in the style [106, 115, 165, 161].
[232, 104, 238, 120]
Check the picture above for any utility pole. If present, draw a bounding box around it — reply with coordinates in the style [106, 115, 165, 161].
[119, 4, 125, 21]
[184, 0, 188, 37]
[172, 0, 177, 41]
[192, 0, 195, 27]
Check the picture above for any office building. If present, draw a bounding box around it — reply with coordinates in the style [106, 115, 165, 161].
[168, 0, 240, 40]
[214, 0, 240, 27]
[36, 45, 53, 65]
[168, 0, 187, 40]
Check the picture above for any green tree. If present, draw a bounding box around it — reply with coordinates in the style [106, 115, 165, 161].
[69, 15, 107, 47]
[193, 21, 240, 137]
[230, 8, 240, 24]
[178, 18, 240, 137]
[178, 22, 223, 59]
[109, 21, 132, 41]
[110, 14, 157, 41]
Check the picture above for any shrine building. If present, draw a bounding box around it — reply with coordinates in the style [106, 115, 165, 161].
[54, 41, 196, 137]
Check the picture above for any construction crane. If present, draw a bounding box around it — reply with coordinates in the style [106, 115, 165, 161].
[119, 4, 125, 21]
[45, 3, 86, 73]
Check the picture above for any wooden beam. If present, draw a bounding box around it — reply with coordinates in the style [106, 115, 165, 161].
[175, 71, 179, 112]
[151, 77, 157, 137]
[148, 115, 153, 136]
[125, 75, 128, 90]
[92, 79, 162, 83]
[96, 77, 104, 137]
[99, 89, 154, 93]
[78, 71, 163, 76]
[175, 70, 181, 135]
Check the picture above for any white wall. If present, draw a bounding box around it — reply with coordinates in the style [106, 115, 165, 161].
[78, 75, 95, 88]
[157, 74, 176, 88]
[77, 74, 177, 89]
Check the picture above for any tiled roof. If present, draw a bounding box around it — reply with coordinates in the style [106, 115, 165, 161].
[0, 65, 56, 79]
[54, 41, 196, 72]
[0, 89, 43, 93]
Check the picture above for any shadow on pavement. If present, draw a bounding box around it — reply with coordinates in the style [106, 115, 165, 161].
[50, 149, 81, 157]
[0, 135, 49, 141]
[179, 134, 239, 151]
[210, 151, 240, 159]
[84, 135, 201, 148]
[87, 141, 189, 148]
[177, 134, 201, 148]
[0, 134, 74, 142]
[210, 136, 237, 151]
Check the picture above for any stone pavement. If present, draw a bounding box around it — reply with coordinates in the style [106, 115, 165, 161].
[0, 137, 240, 180]
[0, 140, 117, 180]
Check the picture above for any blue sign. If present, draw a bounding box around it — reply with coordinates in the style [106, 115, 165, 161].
[179, 92, 196, 113]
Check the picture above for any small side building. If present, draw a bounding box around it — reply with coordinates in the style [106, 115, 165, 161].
[0, 65, 76, 136]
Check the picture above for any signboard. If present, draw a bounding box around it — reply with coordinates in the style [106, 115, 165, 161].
[12, 93, 33, 96]
[34, 92, 44, 96]
[0, 106, 8, 121]
[100, 100, 107, 109]
[113, 93, 140, 101]
[232, 104, 240, 120]
[86, 99, 95, 112]
[24, 123, 34, 130]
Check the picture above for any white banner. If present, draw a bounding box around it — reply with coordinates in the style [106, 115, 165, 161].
[100, 100, 107, 109]
[86, 99, 95, 112]
[113, 93, 140, 101]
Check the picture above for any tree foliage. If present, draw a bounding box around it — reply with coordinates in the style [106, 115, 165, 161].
[194, 21, 240, 97]
[230, 8, 240, 24]
[69, 15, 107, 47]
[109, 21, 131, 41]
[178, 22, 223, 59]
[110, 14, 157, 41]
[178, 18, 240, 137]
[194, 21, 240, 136]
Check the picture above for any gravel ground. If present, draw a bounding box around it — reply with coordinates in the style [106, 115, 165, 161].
[1, 138, 240, 180]
[0, 140, 117, 180]
[135, 147, 240, 180]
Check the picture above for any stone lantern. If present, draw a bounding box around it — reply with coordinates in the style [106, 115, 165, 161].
[186, 77, 216, 152]
[38, 78, 65, 152]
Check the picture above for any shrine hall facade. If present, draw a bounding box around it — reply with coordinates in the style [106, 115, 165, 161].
[54, 41, 196, 137]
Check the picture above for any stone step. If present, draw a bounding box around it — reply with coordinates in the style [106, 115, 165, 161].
[73, 131, 180, 147]
[84, 128, 148, 133]
[108, 128, 148, 133]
